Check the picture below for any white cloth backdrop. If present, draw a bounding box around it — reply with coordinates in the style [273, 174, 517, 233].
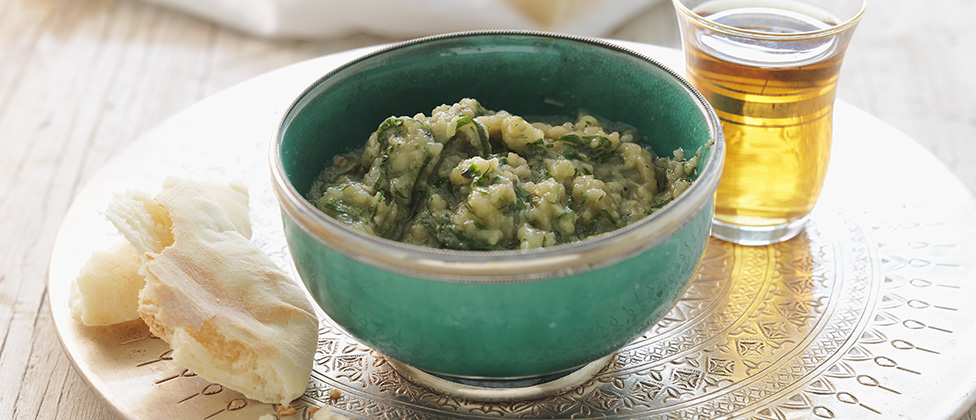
[137, 0, 662, 39]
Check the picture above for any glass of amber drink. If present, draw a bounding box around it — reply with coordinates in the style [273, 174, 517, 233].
[673, 0, 866, 245]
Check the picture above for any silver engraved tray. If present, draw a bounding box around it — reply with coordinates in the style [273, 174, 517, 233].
[47, 43, 976, 419]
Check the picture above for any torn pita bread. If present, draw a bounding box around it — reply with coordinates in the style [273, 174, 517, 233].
[103, 177, 317, 406]
[70, 182, 251, 327]
[201, 181, 251, 239]
[70, 242, 145, 326]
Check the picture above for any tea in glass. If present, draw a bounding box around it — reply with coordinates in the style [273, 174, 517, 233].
[674, 0, 865, 245]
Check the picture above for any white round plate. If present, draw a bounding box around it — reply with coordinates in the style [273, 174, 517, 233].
[48, 41, 976, 419]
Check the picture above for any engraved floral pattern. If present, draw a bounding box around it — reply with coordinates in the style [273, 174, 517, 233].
[99, 132, 967, 419]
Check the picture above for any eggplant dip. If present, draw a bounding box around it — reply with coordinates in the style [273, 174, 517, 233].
[309, 99, 699, 251]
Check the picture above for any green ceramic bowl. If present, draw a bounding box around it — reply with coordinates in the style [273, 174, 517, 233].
[271, 31, 724, 382]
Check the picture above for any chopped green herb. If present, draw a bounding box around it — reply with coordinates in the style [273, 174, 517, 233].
[555, 134, 586, 146]
[455, 116, 491, 156]
[461, 164, 481, 179]
[647, 197, 674, 214]
[376, 117, 404, 141]
[413, 155, 432, 187]
[372, 170, 386, 193]
[562, 147, 584, 161]
[510, 183, 529, 212]
[601, 209, 620, 228]
[319, 199, 362, 222]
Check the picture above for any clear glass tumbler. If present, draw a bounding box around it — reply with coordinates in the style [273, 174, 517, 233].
[673, 0, 866, 245]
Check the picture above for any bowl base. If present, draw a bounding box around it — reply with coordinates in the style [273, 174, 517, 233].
[387, 354, 615, 402]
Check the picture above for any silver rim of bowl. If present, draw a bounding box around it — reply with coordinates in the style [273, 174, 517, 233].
[270, 29, 726, 284]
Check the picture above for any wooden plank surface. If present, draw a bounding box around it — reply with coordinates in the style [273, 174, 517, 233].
[1, 0, 973, 418]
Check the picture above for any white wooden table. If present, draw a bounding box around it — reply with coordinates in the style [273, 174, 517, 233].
[2, 0, 974, 418]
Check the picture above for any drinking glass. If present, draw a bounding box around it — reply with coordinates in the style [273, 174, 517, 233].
[673, 0, 866, 245]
